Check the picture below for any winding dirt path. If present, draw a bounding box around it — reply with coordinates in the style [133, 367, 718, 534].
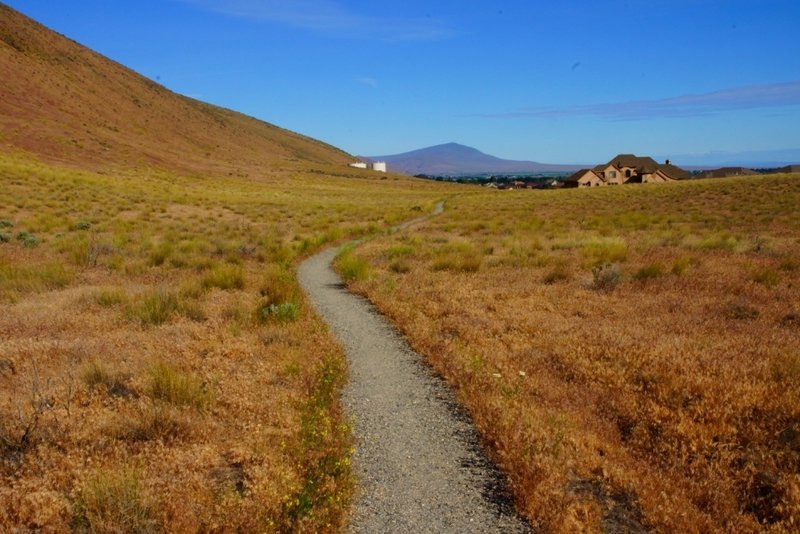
[297, 204, 531, 533]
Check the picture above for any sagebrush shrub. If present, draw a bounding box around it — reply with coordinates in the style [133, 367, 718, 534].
[592, 263, 621, 291]
[16, 231, 38, 248]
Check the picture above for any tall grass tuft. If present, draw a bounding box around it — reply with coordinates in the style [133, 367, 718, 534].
[633, 263, 665, 281]
[256, 301, 300, 323]
[752, 268, 781, 288]
[202, 263, 245, 291]
[337, 247, 370, 282]
[147, 361, 212, 410]
[0, 261, 72, 296]
[73, 468, 156, 533]
[81, 359, 129, 396]
[94, 287, 128, 307]
[582, 237, 628, 266]
[127, 289, 178, 325]
[542, 261, 570, 284]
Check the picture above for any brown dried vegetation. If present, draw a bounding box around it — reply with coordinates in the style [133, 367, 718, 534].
[349, 175, 800, 533]
[0, 151, 448, 532]
[0, 6, 454, 529]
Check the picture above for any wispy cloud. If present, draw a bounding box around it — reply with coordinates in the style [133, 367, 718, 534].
[483, 82, 800, 120]
[179, 0, 454, 41]
[356, 77, 379, 88]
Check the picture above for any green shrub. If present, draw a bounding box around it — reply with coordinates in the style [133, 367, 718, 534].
[72, 221, 92, 231]
[592, 263, 621, 291]
[16, 231, 39, 248]
[0, 220, 13, 228]
[147, 361, 211, 410]
[0, 233, 10, 243]
[202, 263, 245, 291]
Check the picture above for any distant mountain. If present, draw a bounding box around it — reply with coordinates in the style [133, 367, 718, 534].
[365, 143, 582, 176]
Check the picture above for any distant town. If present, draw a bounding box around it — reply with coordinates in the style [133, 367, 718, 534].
[355, 143, 799, 188]
[409, 159, 799, 190]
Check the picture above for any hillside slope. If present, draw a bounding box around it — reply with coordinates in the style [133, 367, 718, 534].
[0, 3, 350, 174]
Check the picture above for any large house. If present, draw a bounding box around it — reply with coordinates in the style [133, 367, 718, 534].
[565, 154, 690, 188]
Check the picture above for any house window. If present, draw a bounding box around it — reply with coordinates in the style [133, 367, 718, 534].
[625, 169, 632, 178]
[608, 171, 617, 179]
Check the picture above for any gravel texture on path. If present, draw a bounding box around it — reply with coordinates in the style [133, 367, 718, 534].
[297, 204, 531, 533]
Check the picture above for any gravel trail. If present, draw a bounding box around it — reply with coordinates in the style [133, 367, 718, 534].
[297, 204, 531, 533]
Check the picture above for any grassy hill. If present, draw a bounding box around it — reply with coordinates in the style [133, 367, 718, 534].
[0, 3, 350, 174]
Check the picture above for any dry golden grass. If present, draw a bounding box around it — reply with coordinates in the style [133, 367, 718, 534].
[0, 153, 448, 531]
[348, 174, 800, 533]
[0, 3, 352, 177]
[0, 5, 461, 531]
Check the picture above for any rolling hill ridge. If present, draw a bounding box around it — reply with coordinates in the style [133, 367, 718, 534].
[0, 3, 350, 174]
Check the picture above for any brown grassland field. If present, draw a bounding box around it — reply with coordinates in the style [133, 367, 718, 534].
[343, 175, 800, 533]
[0, 152, 446, 532]
[0, 5, 450, 530]
[3, 4, 800, 532]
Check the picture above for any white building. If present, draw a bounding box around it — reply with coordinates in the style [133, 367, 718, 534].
[348, 161, 387, 173]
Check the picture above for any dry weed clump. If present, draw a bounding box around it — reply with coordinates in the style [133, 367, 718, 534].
[0, 152, 449, 531]
[347, 174, 800, 533]
[73, 468, 157, 533]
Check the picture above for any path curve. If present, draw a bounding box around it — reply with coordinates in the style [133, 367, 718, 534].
[297, 203, 531, 533]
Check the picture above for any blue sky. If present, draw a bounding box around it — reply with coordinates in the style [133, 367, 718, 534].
[6, 0, 800, 164]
